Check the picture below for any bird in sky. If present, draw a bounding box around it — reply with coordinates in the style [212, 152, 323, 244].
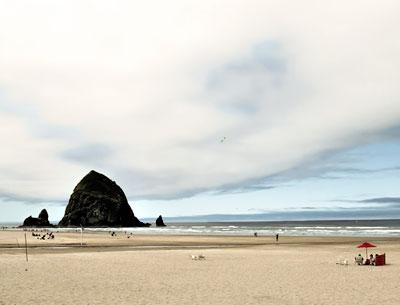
[220, 136, 227, 143]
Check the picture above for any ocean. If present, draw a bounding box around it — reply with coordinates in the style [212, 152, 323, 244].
[3, 219, 400, 237]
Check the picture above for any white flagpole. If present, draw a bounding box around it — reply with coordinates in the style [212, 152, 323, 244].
[80, 226, 83, 247]
[24, 233, 28, 271]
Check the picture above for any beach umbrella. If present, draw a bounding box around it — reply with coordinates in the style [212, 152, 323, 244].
[356, 242, 376, 257]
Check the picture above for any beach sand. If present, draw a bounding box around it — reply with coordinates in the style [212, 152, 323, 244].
[1, 230, 399, 305]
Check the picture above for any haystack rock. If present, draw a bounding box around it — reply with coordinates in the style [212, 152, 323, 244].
[59, 170, 150, 227]
[156, 215, 166, 227]
[22, 209, 52, 227]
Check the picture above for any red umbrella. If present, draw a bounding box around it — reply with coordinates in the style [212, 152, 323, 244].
[357, 242, 376, 257]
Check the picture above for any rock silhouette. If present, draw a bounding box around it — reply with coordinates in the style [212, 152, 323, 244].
[156, 215, 166, 227]
[38, 209, 49, 222]
[59, 170, 150, 227]
[22, 209, 52, 227]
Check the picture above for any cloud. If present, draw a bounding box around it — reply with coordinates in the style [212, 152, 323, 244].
[0, 192, 65, 205]
[358, 197, 400, 206]
[334, 197, 400, 209]
[61, 143, 115, 164]
[283, 164, 400, 181]
[215, 184, 277, 195]
[0, 1, 400, 203]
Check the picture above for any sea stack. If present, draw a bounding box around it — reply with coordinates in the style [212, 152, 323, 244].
[22, 209, 52, 227]
[59, 170, 150, 227]
[155, 215, 166, 227]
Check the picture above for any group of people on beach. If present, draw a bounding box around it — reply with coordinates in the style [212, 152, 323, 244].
[109, 231, 134, 238]
[253, 232, 279, 242]
[32, 231, 55, 240]
[355, 253, 377, 265]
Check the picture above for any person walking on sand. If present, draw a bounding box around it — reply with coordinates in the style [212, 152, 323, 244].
[275, 233, 279, 243]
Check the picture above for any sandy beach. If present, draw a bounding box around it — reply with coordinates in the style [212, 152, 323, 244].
[0, 230, 399, 305]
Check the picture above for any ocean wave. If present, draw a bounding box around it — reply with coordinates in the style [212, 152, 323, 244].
[6, 220, 400, 237]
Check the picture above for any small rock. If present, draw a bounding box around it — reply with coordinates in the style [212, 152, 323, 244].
[156, 215, 166, 227]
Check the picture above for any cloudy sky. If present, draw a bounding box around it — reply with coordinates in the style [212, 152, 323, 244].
[1, 0, 400, 222]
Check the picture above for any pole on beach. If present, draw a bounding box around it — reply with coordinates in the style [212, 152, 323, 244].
[24, 233, 28, 271]
[80, 225, 83, 247]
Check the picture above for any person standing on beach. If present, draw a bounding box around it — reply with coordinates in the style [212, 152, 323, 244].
[275, 233, 279, 243]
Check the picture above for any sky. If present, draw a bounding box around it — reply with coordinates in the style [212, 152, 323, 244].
[1, 0, 400, 222]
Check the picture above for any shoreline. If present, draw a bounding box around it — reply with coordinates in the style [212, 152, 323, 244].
[1, 230, 399, 254]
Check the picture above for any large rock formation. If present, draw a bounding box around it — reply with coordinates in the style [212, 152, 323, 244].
[38, 209, 49, 222]
[59, 170, 150, 227]
[22, 209, 52, 227]
[156, 215, 166, 227]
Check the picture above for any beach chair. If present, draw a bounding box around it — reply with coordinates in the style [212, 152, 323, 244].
[336, 258, 349, 265]
[375, 253, 386, 266]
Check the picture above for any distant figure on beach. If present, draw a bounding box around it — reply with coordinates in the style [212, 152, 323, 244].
[355, 254, 363, 265]
[275, 233, 279, 242]
[254, 232, 258, 237]
[370, 254, 375, 265]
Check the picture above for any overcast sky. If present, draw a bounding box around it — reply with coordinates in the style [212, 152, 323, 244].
[1, 1, 400, 222]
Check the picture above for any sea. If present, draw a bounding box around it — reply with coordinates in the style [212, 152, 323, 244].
[2, 219, 400, 237]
